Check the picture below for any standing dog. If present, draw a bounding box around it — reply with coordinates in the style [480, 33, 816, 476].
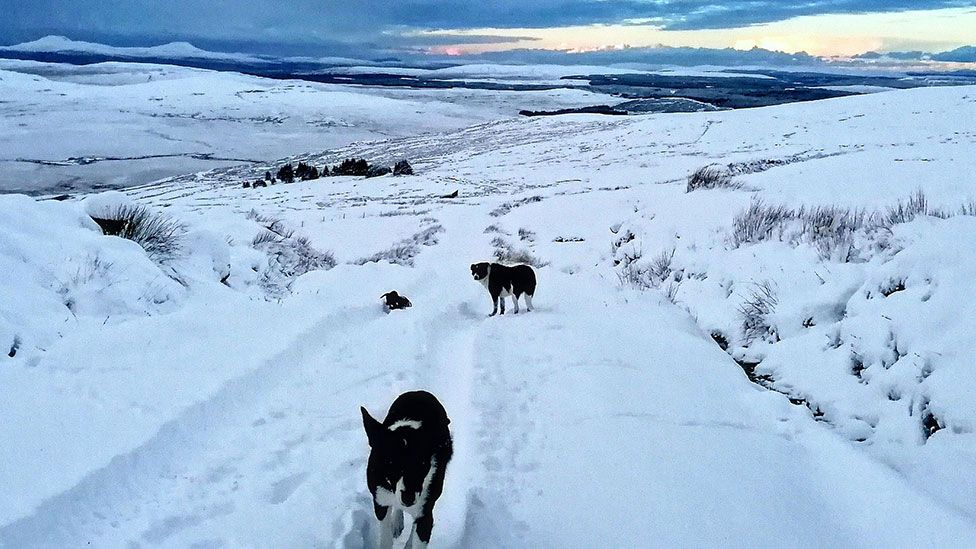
[361, 391, 453, 549]
[470, 262, 536, 316]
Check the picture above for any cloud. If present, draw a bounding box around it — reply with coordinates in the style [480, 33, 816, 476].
[461, 44, 823, 66]
[1, 0, 974, 55]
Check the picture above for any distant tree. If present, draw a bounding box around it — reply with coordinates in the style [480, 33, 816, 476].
[264, 171, 272, 181]
[333, 158, 371, 176]
[393, 159, 413, 176]
[277, 164, 295, 183]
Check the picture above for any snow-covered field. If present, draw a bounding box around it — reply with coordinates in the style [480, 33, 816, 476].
[2, 74, 976, 547]
[0, 60, 607, 195]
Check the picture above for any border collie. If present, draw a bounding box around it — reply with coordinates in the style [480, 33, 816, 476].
[381, 291, 412, 312]
[361, 391, 453, 549]
[470, 262, 536, 316]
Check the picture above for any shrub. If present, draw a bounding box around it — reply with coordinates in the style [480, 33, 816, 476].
[277, 164, 295, 183]
[883, 189, 929, 226]
[687, 165, 739, 192]
[728, 200, 798, 248]
[616, 248, 676, 291]
[90, 204, 185, 260]
[365, 165, 391, 178]
[491, 236, 547, 267]
[354, 224, 445, 267]
[739, 281, 779, 344]
[295, 162, 319, 181]
[393, 159, 414, 176]
[332, 158, 370, 176]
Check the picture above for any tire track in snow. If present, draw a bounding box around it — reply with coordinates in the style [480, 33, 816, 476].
[0, 305, 379, 548]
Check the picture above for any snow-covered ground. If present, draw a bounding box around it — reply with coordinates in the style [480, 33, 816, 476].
[1, 78, 976, 547]
[0, 60, 607, 194]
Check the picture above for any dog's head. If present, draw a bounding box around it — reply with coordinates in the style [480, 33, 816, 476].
[361, 407, 431, 507]
[470, 262, 490, 281]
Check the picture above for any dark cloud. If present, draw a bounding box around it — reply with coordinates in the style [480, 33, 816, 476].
[1, 0, 973, 54]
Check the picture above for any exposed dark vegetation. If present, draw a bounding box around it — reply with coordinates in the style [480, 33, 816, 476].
[90, 204, 185, 260]
[739, 281, 779, 345]
[519, 105, 627, 117]
[252, 159, 414, 188]
[727, 190, 976, 261]
[686, 165, 740, 192]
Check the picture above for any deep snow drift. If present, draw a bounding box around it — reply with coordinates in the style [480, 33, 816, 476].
[2, 82, 976, 547]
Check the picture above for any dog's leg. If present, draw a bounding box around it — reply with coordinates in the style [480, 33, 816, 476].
[512, 294, 520, 314]
[499, 295, 506, 315]
[411, 513, 433, 549]
[392, 508, 404, 538]
[489, 293, 498, 317]
[375, 503, 395, 549]
[525, 293, 534, 312]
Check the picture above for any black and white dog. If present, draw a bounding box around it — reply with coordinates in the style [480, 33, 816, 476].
[361, 391, 453, 549]
[381, 291, 412, 312]
[470, 262, 536, 316]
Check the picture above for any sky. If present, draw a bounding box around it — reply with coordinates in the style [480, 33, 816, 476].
[1, 1, 975, 60]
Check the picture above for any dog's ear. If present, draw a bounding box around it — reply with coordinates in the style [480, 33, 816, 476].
[361, 406, 384, 447]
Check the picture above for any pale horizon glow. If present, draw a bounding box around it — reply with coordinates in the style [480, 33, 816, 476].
[418, 7, 976, 57]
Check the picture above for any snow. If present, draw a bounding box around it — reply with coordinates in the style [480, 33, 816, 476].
[0, 60, 608, 194]
[0, 35, 266, 63]
[1, 68, 976, 547]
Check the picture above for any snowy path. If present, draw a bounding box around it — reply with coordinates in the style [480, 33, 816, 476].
[5, 207, 975, 548]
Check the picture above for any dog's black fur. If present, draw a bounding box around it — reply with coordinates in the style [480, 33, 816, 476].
[381, 291, 412, 312]
[361, 391, 453, 548]
[470, 262, 536, 316]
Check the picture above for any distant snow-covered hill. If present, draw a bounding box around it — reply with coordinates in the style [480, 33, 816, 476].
[0, 35, 266, 63]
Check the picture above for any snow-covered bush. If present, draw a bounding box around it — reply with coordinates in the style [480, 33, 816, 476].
[491, 236, 547, 267]
[246, 211, 336, 294]
[686, 165, 739, 192]
[354, 224, 445, 267]
[738, 281, 779, 344]
[883, 189, 932, 226]
[89, 203, 185, 260]
[728, 200, 798, 248]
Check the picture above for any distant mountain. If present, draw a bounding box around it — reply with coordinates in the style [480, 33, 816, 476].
[0, 35, 266, 63]
[932, 46, 976, 63]
[853, 46, 976, 64]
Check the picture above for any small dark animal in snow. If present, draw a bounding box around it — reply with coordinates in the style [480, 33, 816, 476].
[362, 391, 452, 549]
[440, 190, 458, 199]
[381, 291, 412, 312]
[470, 262, 536, 316]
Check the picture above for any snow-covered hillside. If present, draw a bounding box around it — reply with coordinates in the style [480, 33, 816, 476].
[1, 83, 976, 547]
[0, 60, 607, 194]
